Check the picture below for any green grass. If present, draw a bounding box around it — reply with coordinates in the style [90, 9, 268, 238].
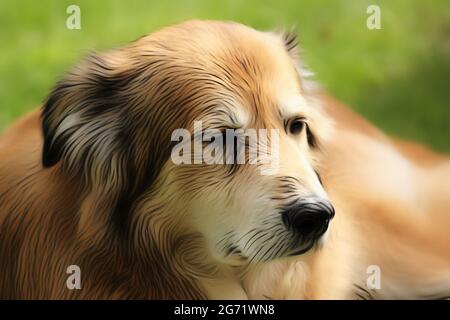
[0, 0, 449, 152]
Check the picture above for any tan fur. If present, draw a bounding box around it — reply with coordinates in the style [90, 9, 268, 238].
[0, 20, 449, 299]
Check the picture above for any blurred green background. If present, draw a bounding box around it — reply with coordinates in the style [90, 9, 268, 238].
[0, 0, 449, 152]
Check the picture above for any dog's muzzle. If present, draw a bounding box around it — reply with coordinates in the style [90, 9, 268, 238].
[282, 196, 335, 241]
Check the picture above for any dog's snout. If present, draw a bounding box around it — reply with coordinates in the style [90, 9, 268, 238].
[282, 197, 335, 239]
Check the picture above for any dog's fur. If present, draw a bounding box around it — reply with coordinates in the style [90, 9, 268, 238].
[0, 20, 449, 299]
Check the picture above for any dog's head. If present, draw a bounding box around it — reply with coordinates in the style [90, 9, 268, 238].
[41, 20, 334, 266]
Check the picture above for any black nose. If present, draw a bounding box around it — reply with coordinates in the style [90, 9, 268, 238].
[282, 197, 335, 239]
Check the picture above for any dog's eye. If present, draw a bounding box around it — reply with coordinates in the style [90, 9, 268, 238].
[221, 129, 240, 165]
[288, 118, 305, 135]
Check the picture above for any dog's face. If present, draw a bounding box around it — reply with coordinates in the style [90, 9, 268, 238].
[41, 20, 334, 267]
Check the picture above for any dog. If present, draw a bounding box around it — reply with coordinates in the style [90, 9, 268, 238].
[0, 20, 449, 299]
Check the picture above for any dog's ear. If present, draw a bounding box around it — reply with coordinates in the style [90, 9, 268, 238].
[276, 29, 331, 147]
[280, 30, 299, 57]
[41, 52, 134, 175]
[275, 29, 316, 90]
[41, 50, 182, 237]
[41, 51, 145, 237]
